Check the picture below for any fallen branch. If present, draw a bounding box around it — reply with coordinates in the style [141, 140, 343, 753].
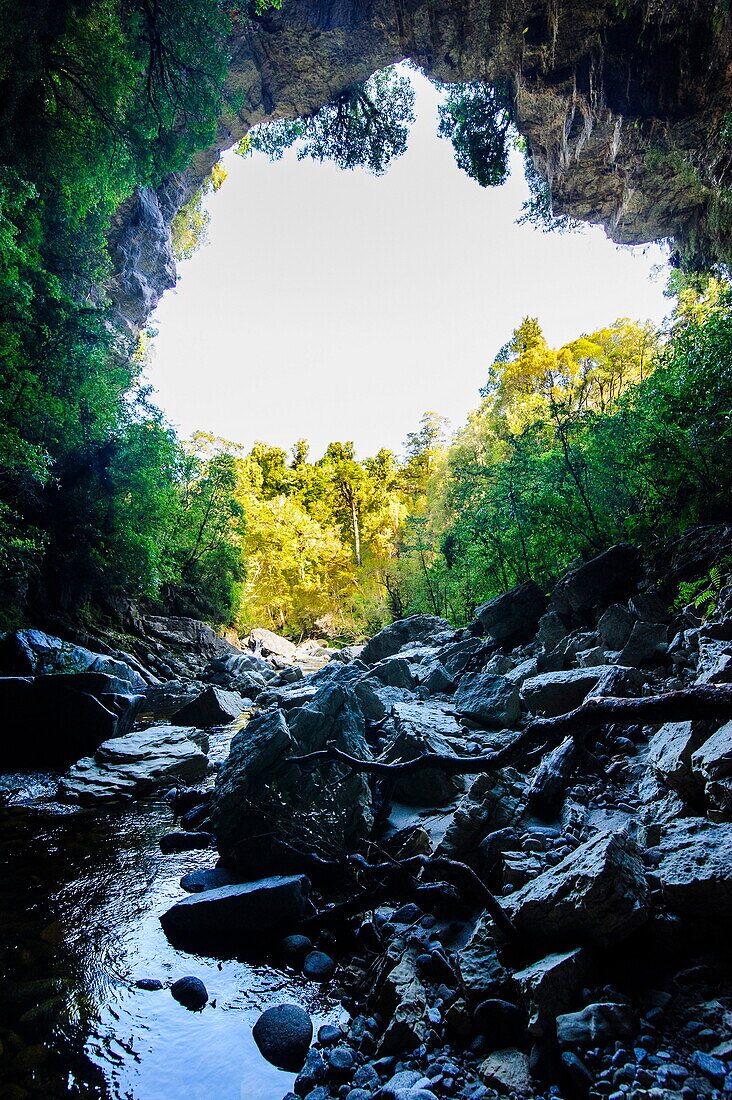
[291, 684, 732, 779]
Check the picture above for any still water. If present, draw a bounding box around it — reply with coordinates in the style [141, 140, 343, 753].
[0, 731, 339, 1100]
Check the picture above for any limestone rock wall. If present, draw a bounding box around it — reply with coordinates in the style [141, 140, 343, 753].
[109, 0, 732, 338]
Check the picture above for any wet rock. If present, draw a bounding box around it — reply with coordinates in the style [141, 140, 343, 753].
[159, 830, 214, 853]
[0, 675, 146, 767]
[282, 934, 314, 965]
[180, 867, 241, 893]
[556, 1002, 637, 1045]
[295, 1048, 327, 1094]
[327, 1046, 356, 1076]
[59, 724, 209, 802]
[479, 1048, 532, 1096]
[470, 581, 547, 644]
[550, 545, 641, 617]
[503, 828, 650, 948]
[317, 1023, 343, 1045]
[651, 817, 732, 918]
[454, 673, 521, 728]
[135, 977, 163, 991]
[512, 949, 591, 1036]
[160, 874, 312, 953]
[361, 616, 451, 665]
[170, 975, 208, 1010]
[252, 1003, 313, 1071]
[172, 685, 244, 726]
[302, 950, 336, 982]
[598, 604, 637, 651]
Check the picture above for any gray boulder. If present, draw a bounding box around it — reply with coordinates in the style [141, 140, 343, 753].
[538, 612, 569, 654]
[651, 817, 732, 918]
[478, 1048, 532, 1096]
[204, 652, 275, 687]
[248, 627, 298, 660]
[648, 721, 707, 801]
[556, 1002, 636, 1046]
[253, 1003, 313, 1071]
[421, 662, 455, 694]
[0, 674, 145, 767]
[691, 721, 732, 815]
[550, 545, 641, 617]
[370, 656, 416, 690]
[512, 949, 591, 1037]
[0, 628, 147, 689]
[172, 685, 244, 726]
[436, 637, 488, 678]
[504, 828, 650, 948]
[618, 621, 668, 667]
[597, 604, 636, 650]
[470, 581, 547, 644]
[59, 724, 209, 802]
[159, 874, 312, 953]
[521, 666, 626, 718]
[383, 700, 467, 805]
[436, 769, 526, 860]
[454, 672, 521, 728]
[361, 616, 450, 665]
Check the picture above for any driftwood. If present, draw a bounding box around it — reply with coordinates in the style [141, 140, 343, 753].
[291, 685, 732, 780]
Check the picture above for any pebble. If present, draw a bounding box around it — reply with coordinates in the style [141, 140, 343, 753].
[170, 975, 208, 1010]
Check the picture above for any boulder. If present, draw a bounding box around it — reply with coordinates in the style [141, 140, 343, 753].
[691, 720, 732, 782]
[383, 701, 467, 805]
[160, 874, 312, 953]
[520, 666, 628, 718]
[538, 611, 570, 654]
[648, 721, 708, 801]
[479, 1049, 532, 1096]
[59, 724, 209, 802]
[361, 616, 450, 665]
[470, 581, 547, 644]
[248, 627, 298, 660]
[472, 998, 525, 1044]
[171, 685, 244, 726]
[436, 770, 525, 861]
[0, 628, 147, 689]
[550, 545, 641, 617]
[0, 675, 145, 767]
[170, 975, 208, 1010]
[436, 637, 488, 678]
[421, 662, 455, 694]
[504, 828, 650, 948]
[526, 736, 578, 818]
[370, 657, 416, 690]
[212, 695, 373, 872]
[180, 867, 242, 893]
[618, 621, 668, 667]
[512, 949, 591, 1036]
[457, 916, 513, 1003]
[252, 1003, 313, 1071]
[203, 652, 275, 687]
[374, 950, 430, 1053]
[651, 817, 732, 918]
[695, 637, 732, 685]
[556, 1002, 636, 1046]
[597, 604, 637, 651]
[454, 673, 521, 728]
[301, 950, 335, 982]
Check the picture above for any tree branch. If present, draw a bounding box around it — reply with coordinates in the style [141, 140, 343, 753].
[291, 685, 732, 778]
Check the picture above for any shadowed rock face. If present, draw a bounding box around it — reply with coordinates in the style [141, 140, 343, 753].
[109, 0, 732, 336]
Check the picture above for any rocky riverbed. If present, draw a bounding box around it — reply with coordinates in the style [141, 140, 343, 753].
[1, 544, 732, 1100]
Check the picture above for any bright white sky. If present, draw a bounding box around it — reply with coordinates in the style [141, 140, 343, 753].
[147, 69, 671, 460]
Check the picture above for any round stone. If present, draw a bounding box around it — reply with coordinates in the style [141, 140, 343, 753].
[302, 950, 336, 982]
[253, 1003, 313, 1071]
[170, 975, 208, 1010]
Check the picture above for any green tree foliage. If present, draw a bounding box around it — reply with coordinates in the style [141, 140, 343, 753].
[397, 288, 732, 623]
[0, 1, 272, 624]
[437, 83, 514, 187]
[245, 66, 416, 174]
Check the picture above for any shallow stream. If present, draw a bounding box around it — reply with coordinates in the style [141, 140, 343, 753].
[0, 726, 339, 1100]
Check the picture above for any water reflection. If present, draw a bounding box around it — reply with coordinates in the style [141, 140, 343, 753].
[0, 729, 339, 1099]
